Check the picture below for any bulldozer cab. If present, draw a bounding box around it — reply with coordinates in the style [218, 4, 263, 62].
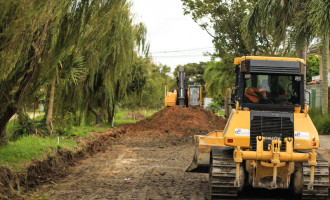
[232, 56, 306, 112]
[243, 74, 300, 105]
[188, 85, 202, 107]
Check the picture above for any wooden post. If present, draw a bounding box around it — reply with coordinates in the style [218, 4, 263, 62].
[225, 88, 232, 118]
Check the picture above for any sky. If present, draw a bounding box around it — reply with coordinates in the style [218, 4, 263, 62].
[131, 0, 215, 71]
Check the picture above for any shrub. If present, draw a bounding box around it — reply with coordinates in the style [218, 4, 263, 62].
[309, 109, 330, 135]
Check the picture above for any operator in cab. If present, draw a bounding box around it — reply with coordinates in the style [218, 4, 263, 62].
[244, 75, 292, 104]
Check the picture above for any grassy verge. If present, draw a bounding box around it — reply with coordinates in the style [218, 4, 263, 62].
[1, 108, 161, 171]
[309, 109, 330, 135]
[66, 125, 110, 137]
[113, 108, 160, 127]
[0, 135, 76, 171]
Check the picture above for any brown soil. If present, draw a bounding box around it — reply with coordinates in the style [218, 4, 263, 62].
[27, 132, 330, 200]
[120, 106, 227, 137]
[26, 133, 209, 200]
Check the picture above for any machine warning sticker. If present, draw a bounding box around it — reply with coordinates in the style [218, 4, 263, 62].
[234, 129, 250, 136]
[294, 131, 310, 139]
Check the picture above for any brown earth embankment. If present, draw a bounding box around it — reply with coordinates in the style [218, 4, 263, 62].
[0, 132, 119, 199]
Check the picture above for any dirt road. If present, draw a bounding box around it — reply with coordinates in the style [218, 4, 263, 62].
[28, 133, 209, 200]
[27, 132, 329, 200]
[25, 107, 329, 200]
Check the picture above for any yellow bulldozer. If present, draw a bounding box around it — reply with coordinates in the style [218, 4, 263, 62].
[164, 66, 202, 107]
[187, 56, 329, 199]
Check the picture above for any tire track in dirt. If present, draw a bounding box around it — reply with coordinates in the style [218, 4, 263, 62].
[29, 133, 330, 200]
[28, 134, 209, 200]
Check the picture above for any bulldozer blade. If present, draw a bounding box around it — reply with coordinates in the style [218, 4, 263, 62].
[186, 131, 225, 173]
[186, 145, 210, 173]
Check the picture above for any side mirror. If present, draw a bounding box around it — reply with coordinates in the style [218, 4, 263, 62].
[305, 90, 311, 105]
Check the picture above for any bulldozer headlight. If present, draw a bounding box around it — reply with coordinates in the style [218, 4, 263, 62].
[295, 76, 301, 81]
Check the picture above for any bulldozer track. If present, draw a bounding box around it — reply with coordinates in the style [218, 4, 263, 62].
[302, 154, 329, 200]
[209, 147, 238, 199]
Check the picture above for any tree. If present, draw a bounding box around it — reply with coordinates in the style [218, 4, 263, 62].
[309, 0, 329, 114]
[180, 0, 293, 109]
[0, 1, 71, 146]
[306, 55, 320, 83]
[124, 57, 174, 110]
[45, 1, 91, 134]
[245, 0, 329, 114]
[203, 61, 235, 100]
[0, 0, 149, 145]
[181, 0, 285, 63]
[173, 62, 208, 86]
[52, 0, 148, 125]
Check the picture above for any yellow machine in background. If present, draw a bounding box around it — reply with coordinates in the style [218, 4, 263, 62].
[187, 56, 329, 199]
[164, 85, 177, 107]
[164, 66, 202, 107]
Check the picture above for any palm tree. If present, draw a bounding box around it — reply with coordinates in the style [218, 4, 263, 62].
[309, 0, 329, 114]
[244, 0, 329, 114]
[203, 62, 235, 99]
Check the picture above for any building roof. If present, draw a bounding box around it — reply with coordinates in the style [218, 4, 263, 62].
[307, 79, 321, 85]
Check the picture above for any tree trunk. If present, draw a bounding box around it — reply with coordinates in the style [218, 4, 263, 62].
[297, 45, 307, 90]
[46, 71, 56, 135]
[0, 106, 16, 146]
[99, 93, 106, 122]
[321, 35, 329, 115]
[17, 105, 29, 125]
[107, 102, 115, 125]
[224, 88, 231, 118]
[0, 126, 8, 147]
[88, 104, 103, 124]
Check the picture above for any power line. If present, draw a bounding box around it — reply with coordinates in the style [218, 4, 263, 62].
[152, 54, 212, 58]
[150, 47, 214, 54]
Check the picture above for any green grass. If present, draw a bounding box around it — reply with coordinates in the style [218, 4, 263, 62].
[0, 135, 76, 171]
[112, 108, 160, 127]
[113, 119, 137, 127]
[1, 108, 161, 171]
[309, 108, 330, 135]
[67, 125, 110, 137]
[215, 109, 225, 117]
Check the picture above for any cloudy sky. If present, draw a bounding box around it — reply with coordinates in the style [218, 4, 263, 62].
[131, 0, 214, 70]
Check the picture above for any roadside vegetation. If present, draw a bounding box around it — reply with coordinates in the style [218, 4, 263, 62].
[309, 109, 330, 135]
[1, 108, 159, 172]
[0, 0, 174, 147]
[0, 136, 76, 171]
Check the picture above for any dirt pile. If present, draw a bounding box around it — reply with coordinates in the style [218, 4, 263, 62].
[119, 106, 227, 136]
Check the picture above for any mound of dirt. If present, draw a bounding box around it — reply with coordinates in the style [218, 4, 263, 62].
[119, 106, 227, 137]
